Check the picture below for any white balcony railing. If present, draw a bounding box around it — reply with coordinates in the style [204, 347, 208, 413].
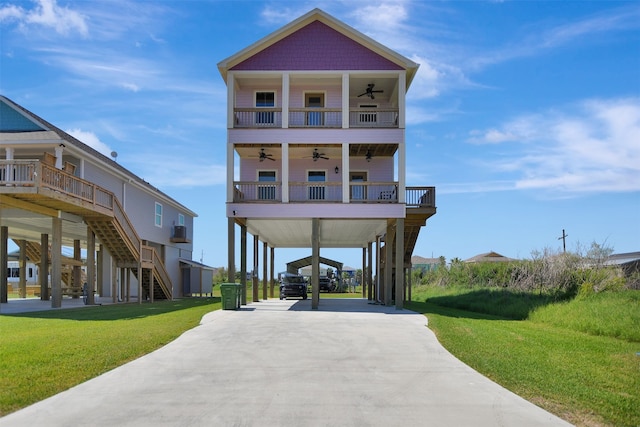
[231, 108, 399, 129]
[232, 182, 436, 206]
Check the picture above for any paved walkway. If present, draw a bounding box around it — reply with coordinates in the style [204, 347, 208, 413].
[0, 298, 571, 427]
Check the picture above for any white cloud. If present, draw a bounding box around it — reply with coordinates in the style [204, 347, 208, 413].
[0, 0, 88, 36]
[66, 128, 113, 157]
[469, 4, 640, 69]
[126, 155, 227, 188]
[468, 97, 640, 194]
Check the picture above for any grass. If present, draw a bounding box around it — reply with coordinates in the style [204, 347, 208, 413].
[0, 297, 220, 416]
[407, 287, 640, 427]
[3, 288, 638, 425]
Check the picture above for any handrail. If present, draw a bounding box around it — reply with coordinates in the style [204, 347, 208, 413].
[406, 186, 436, 208]
[2, 159, 173, 300]
[0, 160, 114, 210]
[112, 197, 141, 258]
[230, 107, 400, 128]
[151, 247, 172, 299]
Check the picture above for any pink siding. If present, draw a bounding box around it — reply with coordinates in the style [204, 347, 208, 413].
[231, 21, 403, 71]
[240, 158, 394, 182]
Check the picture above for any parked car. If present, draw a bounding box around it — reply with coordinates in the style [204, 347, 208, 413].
[319, 276, 334, 292]
[279, 274, 308, 300]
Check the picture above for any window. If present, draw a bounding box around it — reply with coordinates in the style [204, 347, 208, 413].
[155, 203, 163, 227]
[308, 171, 326, 200]
[258, 171, 276, 200]
[255, 91, 275, 125]
[359, 104, 378, 123]
[178, 213, 185, 226]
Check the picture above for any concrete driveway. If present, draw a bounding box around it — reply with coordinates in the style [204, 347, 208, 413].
[0, 298, 571, 426]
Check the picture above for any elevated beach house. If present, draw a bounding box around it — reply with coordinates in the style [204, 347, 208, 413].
[220, 9, 436, 309]
[0, 95, 204, 308]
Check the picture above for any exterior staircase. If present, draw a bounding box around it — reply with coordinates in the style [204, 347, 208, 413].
[85, 198, 172, 300]
[3, 160, 172, 301]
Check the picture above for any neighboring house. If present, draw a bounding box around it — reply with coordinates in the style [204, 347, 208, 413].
[606, 252, 640, 276]
[219, 9, 436, 309]
[464, 251, 515, 263]
[0, 95, 204, 308]
[411, 255, 441, 272]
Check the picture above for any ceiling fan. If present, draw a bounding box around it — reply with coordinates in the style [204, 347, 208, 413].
[257, 148, 275, 162]
[357, 83, 383, 100]
[310, 148, 328, 161]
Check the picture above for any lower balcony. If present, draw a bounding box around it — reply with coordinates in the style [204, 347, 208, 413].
[233, 181, 435, 207]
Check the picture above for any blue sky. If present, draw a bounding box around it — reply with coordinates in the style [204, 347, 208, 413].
[1, 0, 639, 271]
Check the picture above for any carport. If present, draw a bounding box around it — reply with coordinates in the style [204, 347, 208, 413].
[286, 255, 344, 291]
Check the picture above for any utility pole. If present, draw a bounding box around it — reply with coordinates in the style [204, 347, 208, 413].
[558, 229, 568, 253]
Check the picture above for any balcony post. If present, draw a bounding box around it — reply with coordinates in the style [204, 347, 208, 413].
[342, 143, 349, 203]
[282, 73, 289, 128]
[54, 145, 64, 169]
[227, 143, 234, 203]
[398, 143, 406, 204]
[282, 143, 289, 202]
[226, 72, 235, 129]
[342, 74, 349, 129]
[398, 71, 406, 129]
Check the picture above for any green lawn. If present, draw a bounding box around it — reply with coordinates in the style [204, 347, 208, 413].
[3, 290, 638, 426]
[407, 288, 640, 427]
[0, 298, 220, 416]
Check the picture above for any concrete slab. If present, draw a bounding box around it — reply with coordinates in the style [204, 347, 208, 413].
[0, 297, 103, 314]
[0, 298, 571, 426]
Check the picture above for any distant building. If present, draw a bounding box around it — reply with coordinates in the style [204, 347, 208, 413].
[606, 252, 640, 276]
[411, 255, 441, 272]
[464, 251, 515, 263]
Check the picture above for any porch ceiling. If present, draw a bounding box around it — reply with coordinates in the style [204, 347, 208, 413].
[0, 207, 88, 246]
[235, 143, 398, 160]
[244, 218, 388, 248]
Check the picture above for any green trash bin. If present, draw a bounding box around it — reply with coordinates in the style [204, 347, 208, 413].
[220, 283, 240, 310]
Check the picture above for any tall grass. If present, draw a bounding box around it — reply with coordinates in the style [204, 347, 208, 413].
[529, 291, 640, 342]
[0, 298, 220, 416]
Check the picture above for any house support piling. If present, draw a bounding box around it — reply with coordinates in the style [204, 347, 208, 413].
[395, 218, 404, 310]
[312, 218, 320, 310]
[51, 217, 62, 308]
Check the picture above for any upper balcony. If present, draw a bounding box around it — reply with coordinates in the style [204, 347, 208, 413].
[227, 73, 406, 131]
[233, 107, 399, 129]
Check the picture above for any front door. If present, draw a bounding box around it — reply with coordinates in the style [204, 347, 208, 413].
[308, 170, 326, 200]
[305, 93, 324, 126]
[350, 172, 367, 201]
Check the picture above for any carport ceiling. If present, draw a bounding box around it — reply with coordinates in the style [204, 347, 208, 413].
[245, 218, 388, 248]
[0, 208, 88, 246]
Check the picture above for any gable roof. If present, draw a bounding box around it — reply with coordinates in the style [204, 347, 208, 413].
[464, 251, 515, 263]
[411, 255, 441, 265]
[0, 95, 197, 217]
[217, 8, 419, 86]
